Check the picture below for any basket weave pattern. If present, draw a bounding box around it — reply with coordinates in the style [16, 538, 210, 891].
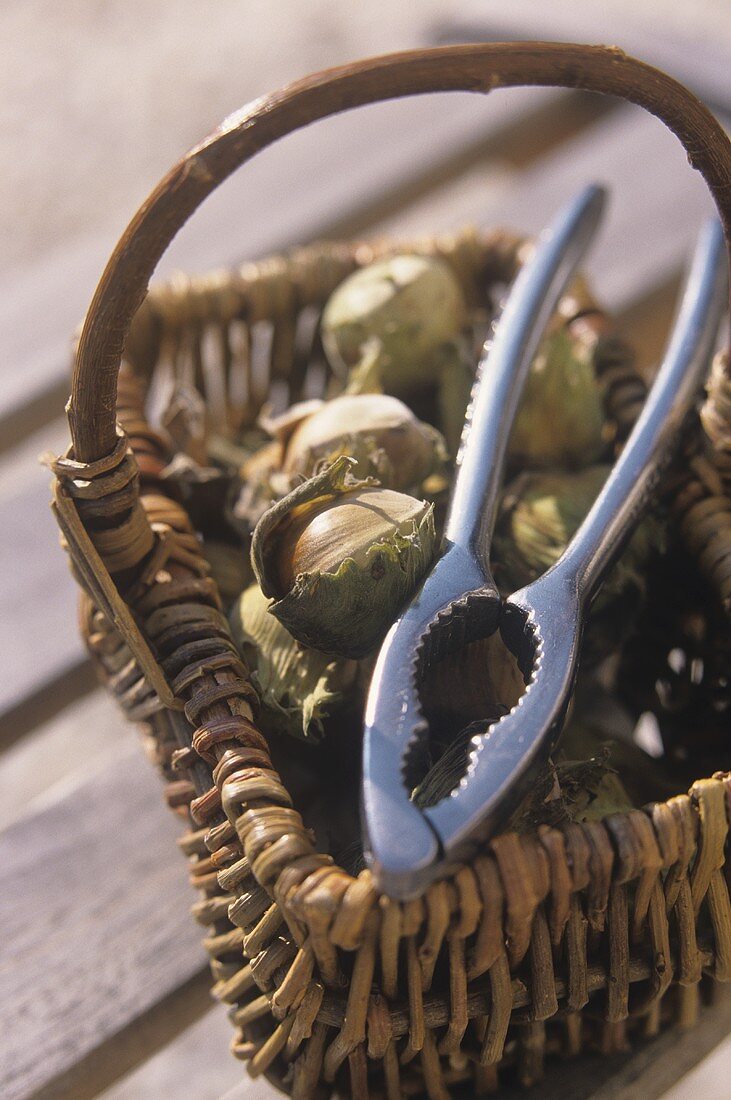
[58, 229, 731, 1096]
[50, 43, 731, 1097]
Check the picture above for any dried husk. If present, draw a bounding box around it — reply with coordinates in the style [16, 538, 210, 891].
[229, 582, 357, 741]
[414, 729, 634, 825]
[251, 456, 436, 658]
[508, 750, 633, 831]
[321, 253, 467, 394]
[159, 452, 236, 540]
[240, 437, 285, 483]
[560, 706, 678, 809]
[227, 438, 286, 535]
[160, 380, 208, 466]
[206, 429, 270, 471]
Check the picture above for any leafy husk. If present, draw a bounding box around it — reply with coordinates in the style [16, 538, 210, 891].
[494, 465, 663, 612]
[508, 750, 633, 832]
[281, 393, 448, 491]
[508, 326, 607, 468]
[321, 254, 468, 394]
[252, 455, 378, 595]
[229, 583, 357, 741]
[413, 728, 633, 827]
[251, 456, 436, 658]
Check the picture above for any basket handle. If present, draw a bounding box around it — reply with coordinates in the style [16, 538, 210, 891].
[68, 41, 731, 463]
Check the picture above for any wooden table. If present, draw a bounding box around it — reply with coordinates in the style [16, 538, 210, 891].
[1, 30, 729, 1100]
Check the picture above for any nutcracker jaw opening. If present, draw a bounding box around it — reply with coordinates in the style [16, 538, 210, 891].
[362, 185, 608, 900]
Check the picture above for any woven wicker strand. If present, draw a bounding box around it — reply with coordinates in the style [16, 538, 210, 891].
[54, 43, 731, 1097]
[71, 225, 731, 1094]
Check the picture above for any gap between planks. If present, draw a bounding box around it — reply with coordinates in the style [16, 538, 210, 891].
[38, 972, 216, 1100]
[0, 745, 207, 1100]
[97, 1001, 265, 1100]
[373, 102, 721, 313]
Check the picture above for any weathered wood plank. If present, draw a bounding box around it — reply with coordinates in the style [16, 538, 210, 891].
[5, 720, 728, 1100]
[219, 1080, 276, 1100]
[42, 972, 214, 1100]
[662, 1027, 731, 1098]
[4, 86, 728, 1100]
[0, 689, 128, 832]
[98, 1007, 257, 1100]
[587, 986, 731, 1099]
[0, 419, 87, 724]
[0, 746, 203, 1100]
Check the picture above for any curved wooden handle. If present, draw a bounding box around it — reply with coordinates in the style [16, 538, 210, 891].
[69, 42, 731, 463]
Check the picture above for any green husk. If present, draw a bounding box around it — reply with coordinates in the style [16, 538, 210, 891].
[413, 727, 634, 827]
[494, 465, 663, 610]
[496, 466, 611, 582]
[228, 583, 357, 741]
[271, 511, 435, 657]
[251, 456, 436, 658]
[281, 393, 448, 491]
[321, 254, 467, 394]
[508, 326, 607, 468]
[252, 454, 377, 587]
[435, 337, 478, 455]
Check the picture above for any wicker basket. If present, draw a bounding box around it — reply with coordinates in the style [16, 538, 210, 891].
[51, 43, 731, 1098]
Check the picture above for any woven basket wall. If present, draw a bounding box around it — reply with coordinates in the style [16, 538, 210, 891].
[51, 43, 731, 1098]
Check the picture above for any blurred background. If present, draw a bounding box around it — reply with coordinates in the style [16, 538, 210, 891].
[3, 1, 729, 271]
[1, 3, 730, 1099]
